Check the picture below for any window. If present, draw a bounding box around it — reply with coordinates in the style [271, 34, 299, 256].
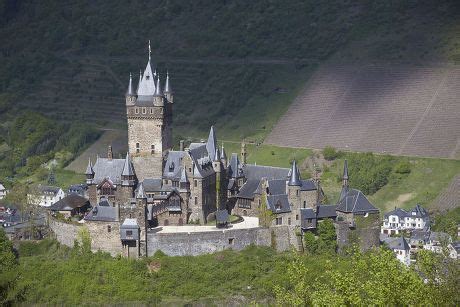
[107, 225, 111, 233]
[275, 217, 283, 225]
[136, 142, 140, 154]
[194, 180, 197, 187]
[296, 190, 299, 197]
[228, 238, 234, 245]
[194, 197, 197, 205]
[150, 108, 153, 114]
[288, 217, 291, 225]
[296, 214, 299, 220]
[307, 219, 312, 223]
[142, 107, 146, 114]
[135, 108, 139, 114]
[126, 230, 133, 236]
[303, 201, 306, 208]
[189, 167, 192, 172]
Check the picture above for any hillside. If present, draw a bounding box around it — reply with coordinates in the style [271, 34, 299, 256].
[1, 1, 459, 141]
[266, 64, 460, 159]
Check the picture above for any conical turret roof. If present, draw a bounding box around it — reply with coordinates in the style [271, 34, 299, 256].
[136, 183, 147, 199]
[126, 73, 134, 96]
[137, 41, 156, 96]
[122, 153, 135, 177]
[85, 158, 94, 175]
[220, 143, 227, 160]
[154, 75, 163, 96]
[288, 160, 301, 186]
[343, 160, 349, 180]
[164, 71, 172, 93]
[206, 126, 217, 161]
[214, 147, 221, 162]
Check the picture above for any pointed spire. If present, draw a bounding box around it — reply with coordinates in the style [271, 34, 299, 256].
[343, 159, 349, 180]
[85, 158, 94, 175]
[206, 126, 217, 161]
[107, 145, 113, 160]
[288, 160, 301, 186]
[122, 153, 135, 177]
[214, 147, 220, 162]
[148, 39, 151, 61]
[220, 143, 227, 160]
[164, 71, 172, 93]
[126, 73, 134, 96]
[180, 167, 189, 183]
[154, 74, 163, 96]
[136, 183, 147, 199]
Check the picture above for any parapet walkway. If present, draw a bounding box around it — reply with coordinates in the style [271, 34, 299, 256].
[150, 216, 259, 234]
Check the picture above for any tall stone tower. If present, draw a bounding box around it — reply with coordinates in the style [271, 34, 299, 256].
[125, 42, 173, 180]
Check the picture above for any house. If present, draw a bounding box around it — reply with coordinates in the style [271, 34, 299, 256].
[68, 184, 88, 198]
[448, 241, 460, 260]
[423, 231, 452, 254]
[49, 194, 91, 218]
[383, 236, 411, 266]
[0, 183, 7, 200]
[381, 204, 430, 235]
[32, 185, 65, 207]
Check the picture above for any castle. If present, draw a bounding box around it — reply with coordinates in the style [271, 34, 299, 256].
[72, 44, 380, 258]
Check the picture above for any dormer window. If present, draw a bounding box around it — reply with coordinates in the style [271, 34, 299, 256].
[169, 162, 175, 172]
[275, 201, 281, 210]
[146, 75, 150, 80]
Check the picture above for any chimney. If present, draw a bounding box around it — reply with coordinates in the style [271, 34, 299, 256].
[179, 140, 184, 151]
[108, 145, 113, 160]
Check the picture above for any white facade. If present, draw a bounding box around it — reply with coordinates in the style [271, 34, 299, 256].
[30, 186, 65, 207]
[381, 205, 429, 235]
[0, 183, 7, 200]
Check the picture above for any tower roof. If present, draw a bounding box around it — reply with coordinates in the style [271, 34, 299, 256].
[220, 143, 227, 160]
[214, 147, 220, 162]
[288, 160, 301, 186]
[126, 73, 134, 96]
[136, 70, 142, 94]
[180, 167, 189, 183]
[137, 42, 156, 96]
[164, 71, 172, 93]
[85, 158, 94, 175]
[121, 153, 135, 177]
[206, 126, 217, 161]
[154, 74, 163, 96]
[343, 159, 349, 180]
[136, 183, 147, 199]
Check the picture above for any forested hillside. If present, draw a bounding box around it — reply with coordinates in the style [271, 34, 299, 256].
[1, 0, 458, 140]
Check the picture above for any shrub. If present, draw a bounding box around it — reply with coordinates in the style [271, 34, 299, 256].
[323, 146, 340, 161]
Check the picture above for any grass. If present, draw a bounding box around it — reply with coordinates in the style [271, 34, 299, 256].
[23, 168, 85, 191]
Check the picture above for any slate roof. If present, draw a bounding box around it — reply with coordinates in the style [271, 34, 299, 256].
[243, 164, 289, 181]
[136, 183, 147, 199]
[237, 179, 262, 199]
[429, 231, 451, 243]
[300, 180, 317, 191]
[384, 236, 410, 251]
[68, 184, 87, 194]
[163, 151, 186, 179]
[316, 205, 338, 219]
[137, 57, 156, 96]
[384, 208, 409, 219]
[164, 72, 172, 93]
[409, 204, 428, 218]
[38, 185, 62, 195]
[300, 208, 317, 229]
[85, 205, 118, 222]
[121, 218, 139, 229]
[267, 179, 286, 195]
[206, 126, 217, 161]
[228, 153, 243, 178]
[93, 158, 125, 185]
[267, 194, 291, 213]
[85, 158, 94, 176]
[142, 179, 163, 192]
[336, 187, 379, 214]
[49, 194, 89, 211]
[410, 230, 430, 243]
[0, 183, 5, 190]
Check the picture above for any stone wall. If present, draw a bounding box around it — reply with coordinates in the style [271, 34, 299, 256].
[49, 219, 81, 247]
[336, 214, 380, 252]
[146, 225, 300, 256]
[85, 220, 123, 256]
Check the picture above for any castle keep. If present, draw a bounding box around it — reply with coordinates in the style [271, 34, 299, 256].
[72, 44, 380, 258]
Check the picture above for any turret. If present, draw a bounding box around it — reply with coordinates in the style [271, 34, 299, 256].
[287, 160, 302, 210]
[206, 126, 217, 161]
[136, 70, 142, 95]
[164, 71, 173, 103]
[288, 160, 301, 186]
[85, 158, 94, 185]
[107, 145, 113, 160]
[220, 143, 227, 167]
[153, 74, 164, 106]
[121, 153, 136, 186]
[342, 159, 349, 188]
[125, 73, 136, 105]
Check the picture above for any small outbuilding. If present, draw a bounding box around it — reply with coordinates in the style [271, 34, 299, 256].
[49, 194, 90, 218]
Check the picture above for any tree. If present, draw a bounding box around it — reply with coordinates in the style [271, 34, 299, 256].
[322, 146, 340, 161]
[0, 229, 20, 305]
[316, 219, 337, 254]
[258, 190, 274, 228]
[303, 232, 317, 254]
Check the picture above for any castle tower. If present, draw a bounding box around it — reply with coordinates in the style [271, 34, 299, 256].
[212, 148, 223, 210]
[126, 41, 173, 180]
[85, 158, 94, 185]
[287, 160, 301, 211]
[220, 143, 227, 167]
[342, 159, 349, 188]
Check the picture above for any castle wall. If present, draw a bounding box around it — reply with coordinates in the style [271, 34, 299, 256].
[146, 225, 300, 256]
[335, 213, 380, 252]
[49, 219, 81, 247]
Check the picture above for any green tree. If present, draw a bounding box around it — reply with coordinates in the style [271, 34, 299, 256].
[316, 219, 337, 254]
[303, 232, 317, 254]
[0, 229, 20, 305]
